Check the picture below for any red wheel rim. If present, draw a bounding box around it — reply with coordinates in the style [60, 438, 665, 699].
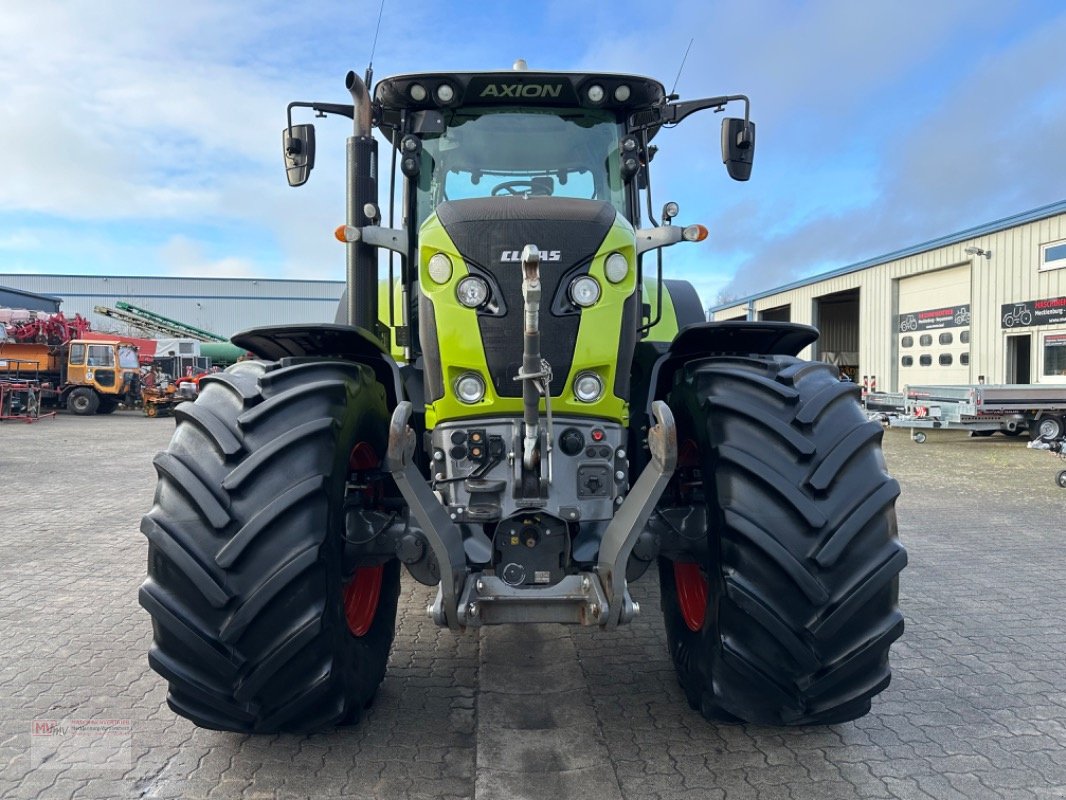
[349, 441, 379, 471]
[343, 565, 384, 637]
[674, 561, 708, 632]
[678, 438, 699, 468]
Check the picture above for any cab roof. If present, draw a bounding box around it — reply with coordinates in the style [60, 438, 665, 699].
[374, 71, 667, 116]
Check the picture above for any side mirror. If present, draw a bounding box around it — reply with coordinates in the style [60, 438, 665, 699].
[721, 117, 755, 182]
[282, 123, 316, 187]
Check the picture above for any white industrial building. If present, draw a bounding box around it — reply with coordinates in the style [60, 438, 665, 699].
[711, 199, 1066, 392]
[0, 274, 344, 339]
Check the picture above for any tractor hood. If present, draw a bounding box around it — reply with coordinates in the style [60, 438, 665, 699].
[437, 197, 616, 398]
[417, 196, 639, 427]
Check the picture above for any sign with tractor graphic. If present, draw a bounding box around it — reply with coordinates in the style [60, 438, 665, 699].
[897, 303, 970, 332]
[1001, 296, 1066, 328]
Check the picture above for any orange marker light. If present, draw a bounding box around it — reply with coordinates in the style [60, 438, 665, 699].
[334, 225, 348, 242]
[682, 224, 709, 242]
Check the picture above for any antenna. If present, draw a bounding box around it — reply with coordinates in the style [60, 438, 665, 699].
[669, 38, 695, 96]
[365, 0, 387, 87]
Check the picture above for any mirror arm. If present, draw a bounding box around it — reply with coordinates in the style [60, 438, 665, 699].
[664, 94, 749, 126]
[285, 101, 356, 145]
[632, 94, 751, 135]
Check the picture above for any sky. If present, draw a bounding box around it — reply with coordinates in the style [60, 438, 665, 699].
[1, 0, 1065, 310]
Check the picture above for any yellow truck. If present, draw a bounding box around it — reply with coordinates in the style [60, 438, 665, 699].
[0, 338, 140, 415]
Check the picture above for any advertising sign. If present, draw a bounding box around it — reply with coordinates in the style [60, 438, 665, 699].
[897, 304, 970, 333]
[1001, 296, 1066, 328]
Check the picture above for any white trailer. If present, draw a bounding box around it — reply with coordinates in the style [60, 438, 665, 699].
[888, 383, 1066, 443]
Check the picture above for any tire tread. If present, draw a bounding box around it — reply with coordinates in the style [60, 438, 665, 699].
[659, 354, 905, 725]
[139, 359, 398, 733]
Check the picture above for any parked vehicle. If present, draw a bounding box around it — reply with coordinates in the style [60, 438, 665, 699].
[0, 338, 140, 414]
[891, 383, 1066, 441]
[140, 64, 905, 732]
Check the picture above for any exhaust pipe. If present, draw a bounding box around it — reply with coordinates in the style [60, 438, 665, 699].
[345, 70, 374, 137]
[344, 70, 379, 335]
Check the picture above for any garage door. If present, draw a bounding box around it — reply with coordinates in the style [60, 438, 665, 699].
[897, 265, 971, 389]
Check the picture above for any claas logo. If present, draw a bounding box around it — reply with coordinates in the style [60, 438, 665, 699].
[500, 250, 562, 263]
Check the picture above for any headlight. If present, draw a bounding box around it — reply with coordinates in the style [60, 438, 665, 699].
[428, 253, 453, 284]
[614, 84, 631, 102]
[455, 373, 485, 404]
[604, 252, 628, 283]
[573, 372, 604, 403]
[436, 84, 455, 103]
[456, 275, 489, 308]
[587, 84, 605, 104]
[568, 275, 601, 307]
[409, 83, 427, 102]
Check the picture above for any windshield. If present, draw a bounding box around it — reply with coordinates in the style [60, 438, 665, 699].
[119, 346, 139, 369]
[416, 107, 623, 225]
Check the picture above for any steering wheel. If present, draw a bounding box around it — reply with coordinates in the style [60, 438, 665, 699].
[491, 179, 553, 197]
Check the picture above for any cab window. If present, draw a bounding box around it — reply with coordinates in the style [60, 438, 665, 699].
[68, 343, 86, 365]
[119, 346, 139, 369]
[416, 107, 624, 225]
[87, 345, 115, 367]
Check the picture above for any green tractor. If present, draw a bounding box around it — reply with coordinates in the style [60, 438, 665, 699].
[140, 64, 905, 732]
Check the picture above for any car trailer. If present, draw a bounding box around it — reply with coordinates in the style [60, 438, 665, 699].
[1027, 432, 1066, 487]
[889, 383, 1066, 443]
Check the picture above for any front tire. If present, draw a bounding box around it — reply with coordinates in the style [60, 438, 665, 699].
[139, 359, 399, 732]
[67, 387, 99, 415]
[659, 356, 906, 725]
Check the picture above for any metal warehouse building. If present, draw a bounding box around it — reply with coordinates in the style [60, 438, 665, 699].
[0, 275, 344, 339]
[711, 199, 1066, 393]
[0, 285, 62, 313]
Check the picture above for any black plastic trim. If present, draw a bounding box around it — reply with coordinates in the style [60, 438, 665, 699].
[231, 323, 404, 407]
[419, 297, 445, 403]
[668, 320, 818, 361]
[663, 279, 705, 328]
[641, 320, 820, 437]
[613, 292, 639, 400]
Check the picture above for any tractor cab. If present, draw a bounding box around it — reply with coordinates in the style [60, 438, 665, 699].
[65, 339, 139, 394]
[374, 70, 668, 227]
[281, 68, 755, 376]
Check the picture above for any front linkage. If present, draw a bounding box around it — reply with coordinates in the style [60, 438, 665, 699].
[384, 397, 676, 629]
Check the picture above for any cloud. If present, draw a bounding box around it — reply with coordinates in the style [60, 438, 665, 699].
[0, 1, 331, 222]
[158, 236, 259, 279]
[0, 231, 42, 251]
[714, 8, 1066, 300]
[2, 0, 1063, 303]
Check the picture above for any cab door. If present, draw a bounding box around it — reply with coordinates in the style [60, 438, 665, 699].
[66, 342, 87, 384]
[85, 344, 117, 392]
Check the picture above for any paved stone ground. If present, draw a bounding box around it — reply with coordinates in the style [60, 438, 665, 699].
[1, 412, 1065, 799]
